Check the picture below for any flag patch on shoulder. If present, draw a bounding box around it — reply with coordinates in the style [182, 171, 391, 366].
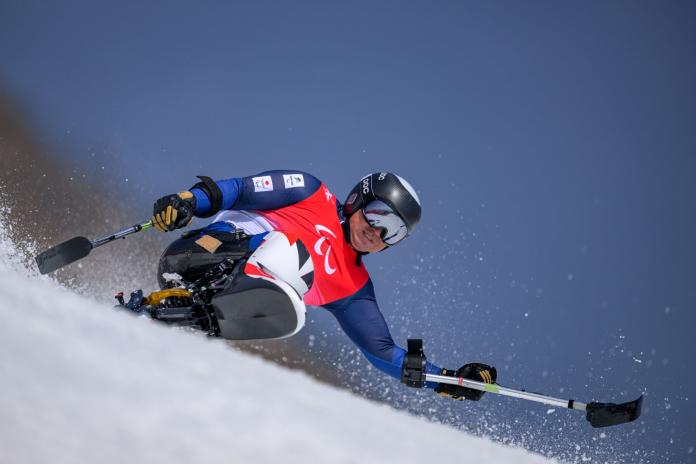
[283, 174, 305, 189]
[253, 176, 273, 192]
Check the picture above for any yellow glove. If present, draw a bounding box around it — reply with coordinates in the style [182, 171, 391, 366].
[435, 363, 497, 401]
[152, 191, 197, 232]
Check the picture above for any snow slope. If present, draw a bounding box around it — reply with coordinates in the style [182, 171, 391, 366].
[0, 227, 557, 464]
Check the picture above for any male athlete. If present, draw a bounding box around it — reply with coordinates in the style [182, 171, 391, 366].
[150, 170, 496, 400]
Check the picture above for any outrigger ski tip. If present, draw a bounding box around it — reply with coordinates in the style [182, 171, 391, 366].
[35, 221, 152, 275]
[35, 236, 93, 275]
[402, 338, 644, 428]
[586, 395, 643, 428]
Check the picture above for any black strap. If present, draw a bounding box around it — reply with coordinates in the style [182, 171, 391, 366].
[190, 175, 223, 218]
[401, 338, 427, 388]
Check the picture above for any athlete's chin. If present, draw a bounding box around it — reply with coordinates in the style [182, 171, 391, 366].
[351, 235, 384, 254]
[352, 244, 369, 253]
[350, 232, 370, 253]
[351, 239, 367, 253]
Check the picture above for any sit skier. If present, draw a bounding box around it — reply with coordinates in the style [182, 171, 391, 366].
[148, 170, 496, 400]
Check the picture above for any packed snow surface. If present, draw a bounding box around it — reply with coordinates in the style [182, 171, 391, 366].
[0, 240, 557, 464]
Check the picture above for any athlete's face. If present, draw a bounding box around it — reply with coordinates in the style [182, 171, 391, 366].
[349, 210, 387, 253]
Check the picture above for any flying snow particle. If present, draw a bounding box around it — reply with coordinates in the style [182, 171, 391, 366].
[546, 409, 555, 414]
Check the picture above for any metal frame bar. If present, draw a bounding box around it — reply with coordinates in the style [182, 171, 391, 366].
[425, 373, 587, 411]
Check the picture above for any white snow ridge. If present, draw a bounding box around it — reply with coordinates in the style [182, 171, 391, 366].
[0, 227, 557, 464]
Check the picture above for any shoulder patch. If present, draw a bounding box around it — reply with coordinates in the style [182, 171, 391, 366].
[253, 175, 274, 192]
[283, 174, 305, 189]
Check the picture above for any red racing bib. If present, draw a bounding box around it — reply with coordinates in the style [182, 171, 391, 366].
[257, 184, 369, 306]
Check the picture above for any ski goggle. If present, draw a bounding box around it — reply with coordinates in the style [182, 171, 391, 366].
[362, 200, 408, 246]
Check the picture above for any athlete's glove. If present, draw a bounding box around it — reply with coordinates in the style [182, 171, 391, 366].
[434, 362, 497, 401]
[152, 191, 197, 232]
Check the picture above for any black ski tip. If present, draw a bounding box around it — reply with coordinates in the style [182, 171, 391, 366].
[586, 394, 643, 428]
[35, 236, 93, 274]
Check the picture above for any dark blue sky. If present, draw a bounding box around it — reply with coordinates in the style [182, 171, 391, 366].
[1, 1, 694, 462]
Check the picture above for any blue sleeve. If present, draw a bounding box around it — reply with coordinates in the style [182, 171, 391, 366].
[191, 170, 322, 216]
[323, 279, 442, 388]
